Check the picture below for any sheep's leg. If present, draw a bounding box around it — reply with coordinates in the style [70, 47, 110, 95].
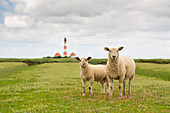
[106, 80, 109, 95]
[128, 75, 134, 96]
[128, 79, 131, 96]
[100, 81, 105, 94]
[89, 79, 94, 96]
[108, 77, 113, 99]
[82, 79, 86, 96]
[123, 80, 126, 96]
[119, 81, 122, 97]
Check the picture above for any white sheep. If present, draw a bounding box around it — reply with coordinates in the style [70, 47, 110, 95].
[104, 47, 135, 99]
[75, 57, 109, 96]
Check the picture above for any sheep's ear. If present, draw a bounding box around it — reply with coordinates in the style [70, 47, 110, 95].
[104, 47, 110, 52]
[87, 57, 92, 61]
[118, 46, 124, 51]
[75, 57, 81, 61]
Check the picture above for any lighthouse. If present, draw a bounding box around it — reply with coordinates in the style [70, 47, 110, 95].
[53, 37, 76, 58]
[63, 38, 67, 57]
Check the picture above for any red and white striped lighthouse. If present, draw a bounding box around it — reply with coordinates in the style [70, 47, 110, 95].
[63, 38, 67, 56]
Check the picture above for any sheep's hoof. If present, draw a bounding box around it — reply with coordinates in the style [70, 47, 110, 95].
[123, 95, 127, 98]
[127, 94, 131, 98]
[101, 92, 105, 95]
[117, 96, 123, 99]
[82, 93, 85, 96]
[107, 92, 109, 95]
[109, 95, 112, 99]
[128, 93, 131, 96]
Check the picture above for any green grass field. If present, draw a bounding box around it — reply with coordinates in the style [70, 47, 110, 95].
[0, 62, 169, 112]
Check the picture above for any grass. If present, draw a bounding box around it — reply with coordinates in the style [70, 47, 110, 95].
[0, 62, 169, 112]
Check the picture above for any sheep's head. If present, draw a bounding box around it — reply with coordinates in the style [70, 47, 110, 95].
[104, 47, 124, 60]
[75, 57, 92, 67]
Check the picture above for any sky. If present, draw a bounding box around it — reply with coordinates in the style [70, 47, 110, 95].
[0, 0, 170, 59]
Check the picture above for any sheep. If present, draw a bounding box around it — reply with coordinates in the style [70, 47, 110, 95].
[75, 57, 109, 96]
[104, 47, 135, 99]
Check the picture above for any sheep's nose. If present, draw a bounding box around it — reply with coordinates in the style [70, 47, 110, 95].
[83, 63, 85, 66]
[112, 56, 116, 59]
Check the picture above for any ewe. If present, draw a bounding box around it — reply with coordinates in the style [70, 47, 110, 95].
[104, 47, 135, 99]
[75, 57, 109, 96]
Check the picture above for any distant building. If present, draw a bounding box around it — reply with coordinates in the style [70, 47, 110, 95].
[70, 52, 76, 57]
[54, 53, 61, 57]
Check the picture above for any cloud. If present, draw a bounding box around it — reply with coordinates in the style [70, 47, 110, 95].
[4, 15, 35, 28]
[12, 0, 113, 17]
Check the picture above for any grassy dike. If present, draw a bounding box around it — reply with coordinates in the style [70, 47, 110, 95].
[0, 58, 170, 66]
[0, 62, 169, 112]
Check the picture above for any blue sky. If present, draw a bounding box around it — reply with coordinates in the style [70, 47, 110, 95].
[0, 0, 12, 23]
[0, 15, 3, 23]
[0, 0, 170, 58]
[0, 5, 4, 23]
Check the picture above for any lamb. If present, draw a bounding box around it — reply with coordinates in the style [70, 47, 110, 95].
[75, 57, 109, 96]
[104, 47, 135, 99]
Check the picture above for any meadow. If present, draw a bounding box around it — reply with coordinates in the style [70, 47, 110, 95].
[0, 62, 169, 112]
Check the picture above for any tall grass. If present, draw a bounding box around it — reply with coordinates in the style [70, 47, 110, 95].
[0, 62, 27, 77]
[136, 63, 170, 81]
[135, 59, 170, 64]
